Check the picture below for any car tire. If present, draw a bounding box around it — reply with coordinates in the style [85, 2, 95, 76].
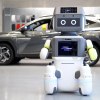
[89, 45, 100, 66]
[0, 43, 14, 65]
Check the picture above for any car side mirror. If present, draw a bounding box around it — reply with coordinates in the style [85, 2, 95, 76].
[20, 26, 27, 33]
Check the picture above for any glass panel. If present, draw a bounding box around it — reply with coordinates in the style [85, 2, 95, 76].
[12, 24, 15, 31]
[16, 15, 20, 23]
[21, 15, 26, 23]
[11, 15, 16, 23]
[26, 15, 30, 22]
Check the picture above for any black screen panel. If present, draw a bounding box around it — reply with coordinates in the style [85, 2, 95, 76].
[60, 7, 77, 13]
[57, 18, 80, 27]
[58, 41, 77, 56]
[12, 24, 15, 31]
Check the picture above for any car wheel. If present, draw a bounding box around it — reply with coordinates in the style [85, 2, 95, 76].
[0, 43, 14, 65]
[89, 45, 100, 66]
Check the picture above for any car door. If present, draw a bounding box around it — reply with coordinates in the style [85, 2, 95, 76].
[16, 18, 55, 55]
[16, 31, 48, 55]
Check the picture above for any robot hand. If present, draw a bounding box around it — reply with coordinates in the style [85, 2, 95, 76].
[40, 48, 49, 60]
[40, 39, 51, 60]
[86, 40, 97, 61]
[79, 64, 92, 96]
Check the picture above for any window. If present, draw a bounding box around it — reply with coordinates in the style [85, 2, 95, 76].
[85, 15, 100, 30]
[26, 18, 51, 31]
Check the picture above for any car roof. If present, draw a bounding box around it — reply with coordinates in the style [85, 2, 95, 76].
[18, 15, 53, 30]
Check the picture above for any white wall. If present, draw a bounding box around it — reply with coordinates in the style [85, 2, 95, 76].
[0, 0, 100, 32]
[0, 0, 3, 32]
[3, 0, 100, 8]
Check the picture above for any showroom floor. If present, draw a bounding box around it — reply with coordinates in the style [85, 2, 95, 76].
[0, 59, 100, 100]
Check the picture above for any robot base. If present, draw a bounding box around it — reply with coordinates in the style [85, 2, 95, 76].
[44, 57, 92, 96]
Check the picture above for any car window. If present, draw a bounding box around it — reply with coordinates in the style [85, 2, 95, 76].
[26, 19, 52, 31]
[85, 15, 100, 31]
[86, 20, 100, 28]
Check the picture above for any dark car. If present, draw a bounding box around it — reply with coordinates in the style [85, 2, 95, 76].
[0, 16, 60, 65]
[0, 15, 99, 65]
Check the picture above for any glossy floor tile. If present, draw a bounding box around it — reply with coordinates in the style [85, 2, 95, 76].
[0, 59, 99, 100]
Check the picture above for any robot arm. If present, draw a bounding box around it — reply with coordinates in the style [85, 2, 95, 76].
[86, 40, 97, 61]
[40, 39, 51, 60]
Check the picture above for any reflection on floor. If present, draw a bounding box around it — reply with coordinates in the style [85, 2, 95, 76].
[0, 59, 100, 100]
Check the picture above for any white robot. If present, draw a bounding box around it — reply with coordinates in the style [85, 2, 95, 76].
[40, 7, 97, 96]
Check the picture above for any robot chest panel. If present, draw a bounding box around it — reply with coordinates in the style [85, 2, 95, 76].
[57, 64, 80, 91]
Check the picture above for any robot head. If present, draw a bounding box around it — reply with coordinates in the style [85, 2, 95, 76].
[53, 7, 85, 32]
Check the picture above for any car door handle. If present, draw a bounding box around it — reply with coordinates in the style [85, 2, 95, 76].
[42, 36, 49, 38]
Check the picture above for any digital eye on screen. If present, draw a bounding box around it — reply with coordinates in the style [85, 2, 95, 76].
[60, 20, 66, 26]
[71, 20, 77, 25]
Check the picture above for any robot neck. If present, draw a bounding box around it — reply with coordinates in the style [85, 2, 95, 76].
[61, 32, 78, 36]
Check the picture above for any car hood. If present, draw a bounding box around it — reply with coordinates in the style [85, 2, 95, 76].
[0, 32, 8, 35]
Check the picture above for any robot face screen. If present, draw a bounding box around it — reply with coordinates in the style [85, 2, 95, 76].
[57, 18, 80, 27]
[58, 41, 77, 56]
